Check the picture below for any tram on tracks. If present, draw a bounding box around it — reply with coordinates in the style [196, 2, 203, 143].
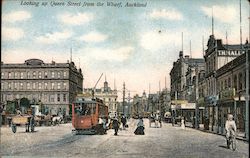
[72, 97, 108, 135]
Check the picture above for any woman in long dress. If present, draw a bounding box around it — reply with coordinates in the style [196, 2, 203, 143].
[134, 117, 145, 135]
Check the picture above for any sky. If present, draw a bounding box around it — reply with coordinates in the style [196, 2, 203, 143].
[2, 0, 250, 100]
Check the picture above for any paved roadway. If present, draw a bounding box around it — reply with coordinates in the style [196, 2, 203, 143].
[0, 119, 249, 158]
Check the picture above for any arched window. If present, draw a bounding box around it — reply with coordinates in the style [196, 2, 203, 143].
[233, 75, 237, 91]
[239, 73, 243, 90]
[228, 77, 231, 88]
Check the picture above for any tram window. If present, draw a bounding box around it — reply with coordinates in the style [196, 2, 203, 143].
[75, 103, 96, 116]
[98, 105, 106, 117]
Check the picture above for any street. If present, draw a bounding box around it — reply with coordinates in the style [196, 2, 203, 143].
[0, 119, 249, 158]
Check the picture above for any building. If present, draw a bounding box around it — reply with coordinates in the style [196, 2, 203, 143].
[216, 51, 250, 135]
[170, 52, 205, 101]
[204, 35, 246, 132]
[1, 59, 83, 115]
[170, 51, 205, 124]
[131, 91, 147, 117]
[84, 77, 118, 117]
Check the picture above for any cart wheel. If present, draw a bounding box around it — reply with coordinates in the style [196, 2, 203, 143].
[11, 124, 17, 133]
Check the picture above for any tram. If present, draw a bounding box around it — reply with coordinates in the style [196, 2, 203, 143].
[72, 97, 108, 135]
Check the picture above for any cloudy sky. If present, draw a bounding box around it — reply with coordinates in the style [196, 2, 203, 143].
[2, 0, 249, 99]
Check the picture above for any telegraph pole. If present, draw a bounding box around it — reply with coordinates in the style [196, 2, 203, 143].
[123, 82, 125, 114]
[195, 65, 199, 129]
[245, 0, 250, 141]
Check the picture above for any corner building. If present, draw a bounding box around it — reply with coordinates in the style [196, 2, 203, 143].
[1, 59, 83, 115]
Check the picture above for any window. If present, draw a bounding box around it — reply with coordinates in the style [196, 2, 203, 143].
[33, 82, 36, 89]
[234, 75, 237, 91]
[8, 83, 11, 89]
[50, 95, 55, 102]
[63, 82, 67, 90]
[224, 79, 227, 89]
[57, 94, 60, 102]
[14, 82, 18, 89]
[38, 83, 42, 89]
[44, 71, 48, 78]
[220, 81, 223, 91]
[14, 72, 18, 79]
[52, 83, 55, 89]
[58, 72, 61, 78]
[51, 71, 55, 78]
[20, 83, 23, 90]
[27, 83, 31, 89]
[228, 78, 231, 88]
[1, 72, 4, 79]
[38, 72, 42, 78]
[33, 72, 36, 78]
[20, 72, 24, 79]
[63, 94, 66, 102]
[1, 82, 4, 90]
[63, 71, 67, 78]
[44, 82, 48, 90]
[57, 83, 61, 89]
[27, 72, 31, 79]
[8, 72, 12, 79]
[239, 73, 243, 90]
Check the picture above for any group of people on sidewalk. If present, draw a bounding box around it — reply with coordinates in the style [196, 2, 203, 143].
[112, 114, 145, 136]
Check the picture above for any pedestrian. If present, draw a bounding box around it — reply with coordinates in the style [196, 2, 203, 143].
[134, 117, 145, 135]
[172, 110, 176, 126]
[181, 117, 185, 129]
[112, 117, 119, 136]
[121, 115, 127, 130]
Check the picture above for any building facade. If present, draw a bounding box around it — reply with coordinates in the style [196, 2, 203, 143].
[204, 35, 246, 132]
[84, 78, 118, 117]
[1, 59, 83, 115]
[170, 51, 205, 124]
[216, 52, 250, 134]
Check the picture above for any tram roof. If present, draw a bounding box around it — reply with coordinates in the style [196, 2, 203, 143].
[74, 97, 104, 104]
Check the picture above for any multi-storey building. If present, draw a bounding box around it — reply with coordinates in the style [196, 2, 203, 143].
[170, 52, 205, 101]
[204, 35, 246, 132]
[216, 51, 250, 135]
[170, 52, 205, 124]
[84, 78, 118, 117]
[131, 91, 147, 117]
[1, 59, 83, 115]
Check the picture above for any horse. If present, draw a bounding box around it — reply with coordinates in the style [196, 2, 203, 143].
[52, 115, 62, 126]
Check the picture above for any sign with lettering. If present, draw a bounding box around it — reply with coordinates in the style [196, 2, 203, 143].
[218, 50, 245, 56]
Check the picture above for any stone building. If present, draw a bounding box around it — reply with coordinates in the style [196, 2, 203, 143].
[170, 51, 205, 123]
[84, 77, 118, 117]
[1, 59, 83, 115]
[216, 51, 250, 134]
[170, 52, 205, 101]
[131, 91, 147, 117]
[204, 35, 246, 132]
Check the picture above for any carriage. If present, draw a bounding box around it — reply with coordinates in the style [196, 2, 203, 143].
[11, 115, 35, 133]
[72, 97, 108, 135]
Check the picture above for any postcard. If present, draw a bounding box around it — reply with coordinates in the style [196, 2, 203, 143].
[1, 0, 249, 157]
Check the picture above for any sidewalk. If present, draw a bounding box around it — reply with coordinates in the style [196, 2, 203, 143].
[185, 122, 248, 142]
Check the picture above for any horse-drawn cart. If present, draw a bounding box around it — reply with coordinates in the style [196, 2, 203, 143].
[11, 115, 35, 133]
